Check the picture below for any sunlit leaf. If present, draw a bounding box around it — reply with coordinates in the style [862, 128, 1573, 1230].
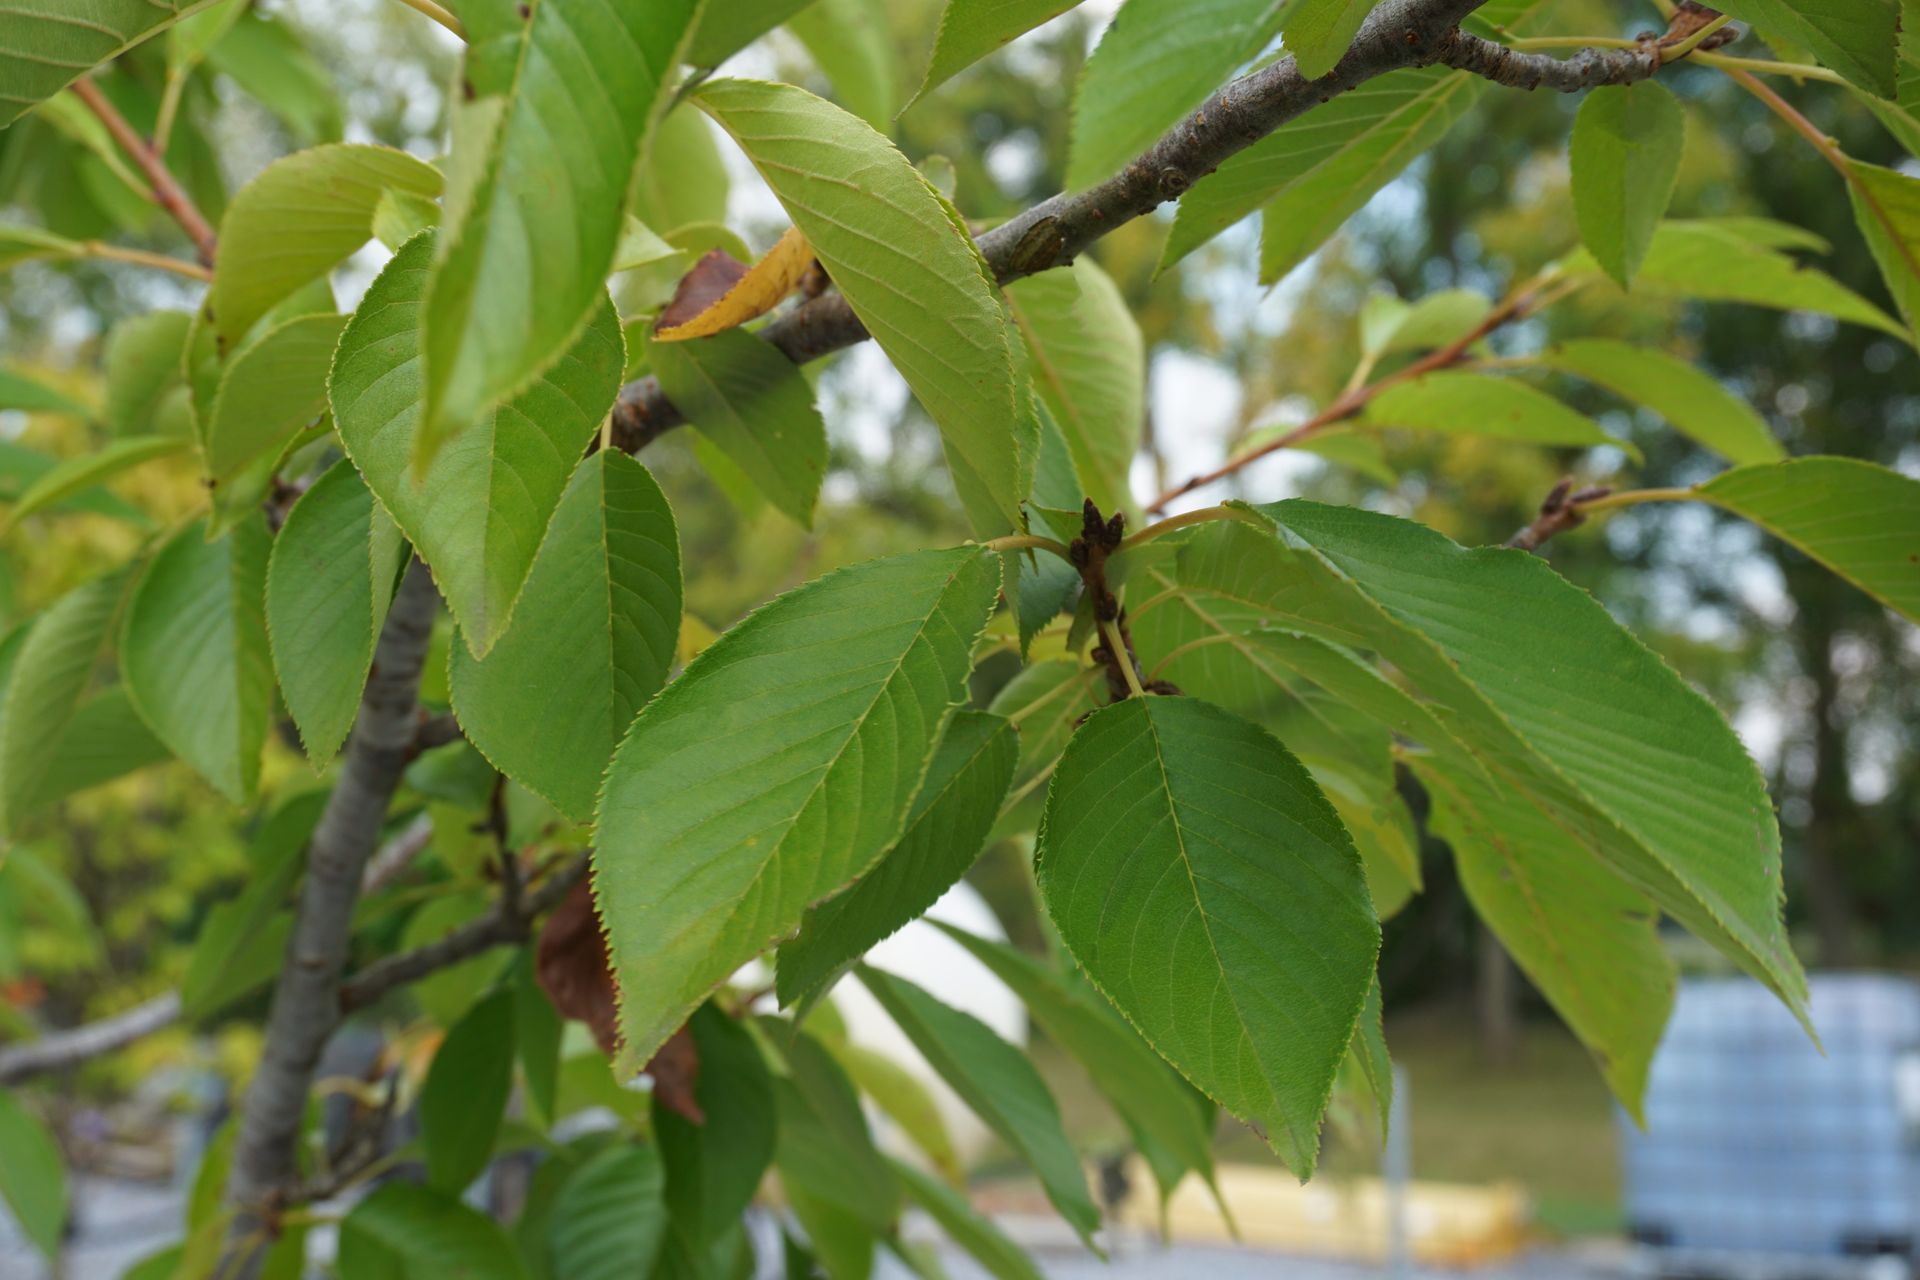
[857, 965, 1101, 1246]
[912, 0, 1086, 105]
[417, 0, 698, 466]
[777, 710, 1018, 1003]
[1696, 456, 1920, 624]
[266, 460, 407, 763]
[122, 517, 273, 802]
[1006, 257, 1142, 514]
[1533, 339, 1784, 465]
[1067, 0, 1290, 190]
[451, 451, 681, 821]
[1569, 82, 1685, 289]
[645, 330, 828, 528]
[594, 548, 1000, 1070]
[1036, 693, 1378, 1174]
[7, 435, 186, 529]
[696, 78, 1028, 531]
[330, 233, 627, 656]
[209, 143, 440, 347]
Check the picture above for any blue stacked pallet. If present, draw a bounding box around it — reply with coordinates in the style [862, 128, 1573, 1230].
[1623, 974, 1920, 1273]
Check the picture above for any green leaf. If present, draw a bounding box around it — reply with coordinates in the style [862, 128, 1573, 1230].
[421, 989, 515, 1192]
[776, 709, 1018, 1004]
[1560, 220, 1906, 338]
[791, 0, 899, 132]
[1067, 0, 1289, 190]
[1533, 339, 1784, 466]
[1035, 693, 1377, 1174]
[933, 922, 1218, 1203]
[687, 0, 819, 65]
[209, 143, 441, 347]
[912, 0, 1086, 104]
[1160, 66, 1481, 276]
[1845, 158, 1920, 340]
[206, 10, 345, 144]
[644, 331, 828, 528]
[103, 311, 193, 435]
[266, 460, 407, 763]
[1343, 974, 1391, 1134]
[1284, 0, 1376, 80]
[202, 311, 345, 484]
[984, 657, 1097, 788]
[773, 1026, 899, 1235]
[546, 1144, 669, 1279]
[7, 435, 186, 528]
[0, 571, 135, 831]
[1569, 82, 1685, 289]
[0, 1091, 66, 1261]
[339, 1182, 529, 1279]
[1418, 753, 1673, 1116]
[1711, 0, 1898, 96]
[121, 517, 273, 802]
[695, 79, 1027, 532]
[0, 0, 221, 128]
[1006, 257, 1142, 515]
[1360, 287, 1491, 358]
[1218, 501, 1809, 1028]
[330, 233, 627, 656]
[633, 107, 731, 232]
[181, 790, 326, 1020]
[892, 1159, 1044, 1280]
[856, 964, 1100, 1246]
[830, 1039, 965, 1183]
[511, 956, 562, 1126]
[1695, 456, 1920, 624]
[0, 365, 89, 417]
[451, 451, 681, 821]
[1361, 371, 1632, 455]
[418, 0, 698, 465]
[0, 224, 81, 270]
[594, 547, 999, 1071]
[655, 1004, 777, 1247]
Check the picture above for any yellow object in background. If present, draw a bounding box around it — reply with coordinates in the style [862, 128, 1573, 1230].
[1116, 1162, 1532, 1267]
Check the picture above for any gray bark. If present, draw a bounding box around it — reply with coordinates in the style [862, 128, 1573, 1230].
[609, 0, 1672, 452]
[220, 558, 440, 1276]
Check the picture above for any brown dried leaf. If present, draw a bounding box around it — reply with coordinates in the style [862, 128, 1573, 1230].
[647, 1022, 705, 1124]
[535, 874, 620, 1057]
[654, 225, 814, 341]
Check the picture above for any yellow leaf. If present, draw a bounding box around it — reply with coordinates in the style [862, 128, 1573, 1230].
[653, 225, 814, 341]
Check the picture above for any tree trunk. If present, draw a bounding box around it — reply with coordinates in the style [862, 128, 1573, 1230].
[220, 560, 440, 1277]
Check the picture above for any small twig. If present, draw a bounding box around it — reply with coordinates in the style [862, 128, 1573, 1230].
[1116, 504, 1257, 552]
[358, 813, 435, 898]
[412, 710, 464, 753]
[77, 241, 212, 281]
[68, 78, 218, 268]
[1149, 276, 1568, 511]
[1100, 617, 1148, 700]
[0, 993, 182, 1085]
[338, 853, 590, 1012]
[981, 533, 1073, 559]
[391, 0, 465, 38]
[1503, 477, 1614, 552]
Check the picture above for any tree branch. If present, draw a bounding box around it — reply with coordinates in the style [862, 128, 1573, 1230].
[608, 0, 1692, 455]
[338, 853, 590, 1013]
[1504, 478, 1614, 551]
[0, 993, 181, 1086]
[1432, 29, 1663, 89]
[221, 558, 440, 1277]
[68, 78, 219, 268]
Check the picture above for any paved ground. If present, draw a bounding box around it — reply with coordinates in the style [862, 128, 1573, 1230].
[9, 1176, 1636, 1280]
